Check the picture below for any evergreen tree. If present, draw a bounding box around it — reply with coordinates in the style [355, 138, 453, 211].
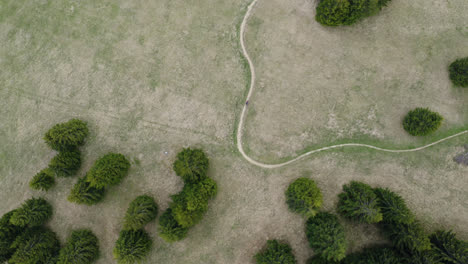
[44, 119, 89, 151]
[10, 198, 53, 227]
[305, 212, 347, 262]
[113, 229, 152, 264]
[68, 177, 105, 205]
[173, 148, 209, 183]
[0, 210, 23, 262]
[384, 221, 431, 254]
[337, 181, 383, 224]
[255, 240, 297, 264]
[30, 169, 55, 191]
[285, 178, 323, 217]
[429, 230, 468, 264]
[86, 153, 130, 189]
[374, 187, 414, 225]
[9, 227, 60, 264]
[57, 229, 100, 264]
[123, 195, 158, 230]
[449, 57, 468, 87]
[49, 149, 82, 177]
[158, 209, 189, 243]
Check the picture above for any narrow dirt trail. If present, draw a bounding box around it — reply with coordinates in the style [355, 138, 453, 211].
[236, 0, 468, 169]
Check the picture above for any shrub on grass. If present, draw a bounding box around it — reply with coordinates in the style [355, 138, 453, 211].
[305, 212, 347, 262]
[429, 230, 468, 264]
[49, 149, 82, 177]
[10, 198, 52, 227]
[285, 178, 323, 217]
[86, 153, 131, 189]
[315, 0, 385, 26]
[384, 221, 431, 254]
[403, 108, 443, 136]
[123, 195, 158, 231]
[30, 169, 55, 191]
[378, 0, 392, 8]
[337, 181, 383, 224]
[170, 178, 217, 228]
[44, 119, 89, 151]
[57, 229, 99, 264]
[158, 209, 189, 243]
[68, 177, 105, 205]
[9, 227, 60, 264]
[0, 210, 23, 262]
[449, 57, 468, 87]
[173, 148, 209, 183]
[113, 229, 152, 264]
[374, 187, 414, 225]
[255, 240, 297, 264]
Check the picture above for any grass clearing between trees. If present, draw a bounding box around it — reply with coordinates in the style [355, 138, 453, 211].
[0, 0, 467, 263]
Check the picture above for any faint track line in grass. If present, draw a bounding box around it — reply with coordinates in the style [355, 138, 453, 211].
[236, 0, 468, 169]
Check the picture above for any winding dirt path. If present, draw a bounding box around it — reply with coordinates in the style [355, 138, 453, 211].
[236, 0, 468, 169]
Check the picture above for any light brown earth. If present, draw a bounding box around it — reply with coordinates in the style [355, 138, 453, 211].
[0, 0, 467, 263]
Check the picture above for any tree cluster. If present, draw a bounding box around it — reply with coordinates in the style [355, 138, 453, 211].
[315, 0, 391, 27]
[158, 148, 217, 242]
[68, 153, 130, 205]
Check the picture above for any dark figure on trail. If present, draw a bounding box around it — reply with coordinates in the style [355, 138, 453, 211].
[246, 100, 249, 106]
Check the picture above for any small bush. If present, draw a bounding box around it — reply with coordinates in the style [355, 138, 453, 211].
[68, 177, 105, 205]
[9, 227, 60, 264]
[173, 148, 209, 183]
[374, 187, 414, 225]
[170, 178, 217, 228]
[30, 169, 55, 191]
[49, 149, 82, 177]
[57, 229, 99, 264]
[10, 197, 53, 227]
[449, 57, 468, 87]
[123, 195, 158, 230]
[429, 230, 468, 264]
[337, 181, 383, 224]
[384, 221, 431, 254]
[285, 178, 323, 217]
[402, 108, 443, 136]
[0, 210, 23, 262]
[158, 208, 189, 243]
[305, 212, 347, 262]
[113, 229, 152, 264]
[86, 153, 131, 189]
[44, 119, 89, 151]
[255, 240, 297, 264]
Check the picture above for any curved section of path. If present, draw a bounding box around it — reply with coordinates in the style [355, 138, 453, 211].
[236, 0, 468, 169]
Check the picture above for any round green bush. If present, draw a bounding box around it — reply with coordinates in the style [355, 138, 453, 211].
[68, 177, 105, 205]
[9, 226, 60, 264]
[402, 108, 443, 136]
[113, 229, 152, 264]
[374, 187, 414, 225]
[44, 119, 89, 151]
[173, 148, 209, 183]
[30, 169, 55, 191]
[255, 240, 297, 264]
[384, 221, 431, 254]
[429, 230, 468, 264]
[285, 178, 323, 217]
[86, 153, 131, 189]
[170, 178, 217, 228]
[449, 57, 468, 87]
[0, 210, 23, 262]
[305, 212, 347, 262]
[158, 208, 189, 243]
[123, 195, 158, 230]
[337, 181, 383, 224]
[49, 149, 81, 177]
[57, 229, 99, 264]
[10, 198, 53, 227]
[315, 0, 383, 26]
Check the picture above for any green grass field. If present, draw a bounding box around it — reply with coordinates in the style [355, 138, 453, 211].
[1, 0, 467, 263]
